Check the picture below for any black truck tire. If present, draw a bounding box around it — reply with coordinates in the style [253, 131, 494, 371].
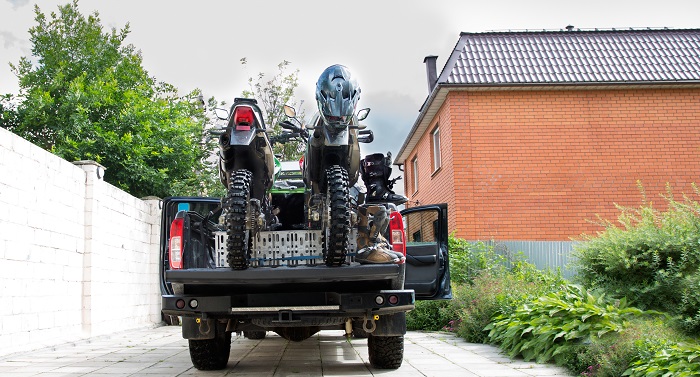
[188, 332, 232, 370]
[368, 335, 404, 369]
[243, 330, 266, 340]
[323, 165, 350, 267]
[225, 169, 253, 270]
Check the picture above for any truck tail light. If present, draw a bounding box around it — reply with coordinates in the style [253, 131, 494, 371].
[169, 216, 184, 269]
[388, 211, 406, 256]
[233, 106, 254, 131]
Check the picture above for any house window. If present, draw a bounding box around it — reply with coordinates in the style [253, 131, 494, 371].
[412, 157, 418, 193]
[432, 126, 441, 171]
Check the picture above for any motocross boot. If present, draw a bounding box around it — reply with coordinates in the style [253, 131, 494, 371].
[355, 206, 404, 264]
[361, 152, 408, 206]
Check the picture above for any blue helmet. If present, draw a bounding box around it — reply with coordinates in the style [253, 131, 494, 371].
[315, 64, 360, 127]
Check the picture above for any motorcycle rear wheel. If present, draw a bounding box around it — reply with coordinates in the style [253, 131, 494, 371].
[225, 169, 253, 270]
[323, 165, 350, 267]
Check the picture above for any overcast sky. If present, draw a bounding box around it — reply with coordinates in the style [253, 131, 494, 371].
[2, 0, 699, 160]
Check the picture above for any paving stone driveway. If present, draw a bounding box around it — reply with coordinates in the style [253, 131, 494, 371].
[0, 326, 572, 376]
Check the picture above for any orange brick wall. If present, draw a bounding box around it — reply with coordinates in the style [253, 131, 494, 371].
[405, 101, 458, 236]
[406, 87, 700, 241]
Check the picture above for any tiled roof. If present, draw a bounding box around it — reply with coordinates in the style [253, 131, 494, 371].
[441, 29, 700, 85]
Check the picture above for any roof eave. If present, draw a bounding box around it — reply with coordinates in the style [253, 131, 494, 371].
[396, 84, 445, 164]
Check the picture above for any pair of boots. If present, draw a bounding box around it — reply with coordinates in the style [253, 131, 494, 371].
[355, 205, 405, 264]
[360, 152, 407, 206]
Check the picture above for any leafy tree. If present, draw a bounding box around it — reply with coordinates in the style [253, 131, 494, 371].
[240, 58, 307, 161]
[2, 0, 216, 198]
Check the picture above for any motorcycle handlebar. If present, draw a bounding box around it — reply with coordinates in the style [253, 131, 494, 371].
[278, 120, 309, 140]
[269, 132, 302, 145]
[279, 120, 299, 132]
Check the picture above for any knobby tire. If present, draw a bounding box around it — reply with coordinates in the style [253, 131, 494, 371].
[225, 169, 253, 270]
[323, 165, 350, 267]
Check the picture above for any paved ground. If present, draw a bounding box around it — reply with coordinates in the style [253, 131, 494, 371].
[0, 326, 572, 376]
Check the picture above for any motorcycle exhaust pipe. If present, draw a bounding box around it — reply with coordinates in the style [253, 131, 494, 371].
[219, 133, 231, 149]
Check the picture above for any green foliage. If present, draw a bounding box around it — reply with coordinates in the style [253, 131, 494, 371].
[573, 317, 686, 377]
[406, 299, 458, 332]
[409, 235, 700, 377]
[580, 317, 683, 377]
[240, 59, 305, 161]
[0, 94, 20, 129]
[624, 343, 700, 377]
[2, 1, 217, 198]
[448, 236, 508, 284]
[407, 237, 510, 333]
[485, 284, 645, 364]
[408, 237, 565, 341]
[452, 264, 566, 343]
[573, 183, 700, 335]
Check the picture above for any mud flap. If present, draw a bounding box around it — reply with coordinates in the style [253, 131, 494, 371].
[182, 317, 217, 340]
[371, 312, 406, 337]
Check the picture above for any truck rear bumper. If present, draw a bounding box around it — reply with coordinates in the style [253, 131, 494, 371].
[162, 289, 415, 318]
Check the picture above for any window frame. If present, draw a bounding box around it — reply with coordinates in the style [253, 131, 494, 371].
[412, 157, 419, 194]
[431, 126, 441, 172]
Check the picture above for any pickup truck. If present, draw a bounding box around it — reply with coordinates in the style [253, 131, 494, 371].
[159, 196, 451, 371]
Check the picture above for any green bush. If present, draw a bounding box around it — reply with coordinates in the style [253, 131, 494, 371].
[448, 237, 507, 284]
[409, 237, 565, 337]
[406, 299, 460, 331]
[408, 237, 565, 336]
[574, 317, 684, 377]
[485, 284, 644, 364]
[573, 184, 700, 335]
[452, 262, 566, 343]
[624, 343, 700, 377]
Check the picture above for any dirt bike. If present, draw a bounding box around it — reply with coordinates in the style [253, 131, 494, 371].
[283, 105, 374, 266]
[214, 98, 276, 269]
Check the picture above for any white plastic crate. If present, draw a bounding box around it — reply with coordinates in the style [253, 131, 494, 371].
[214, 229, 358, 267]
[214, 232, 227, 267]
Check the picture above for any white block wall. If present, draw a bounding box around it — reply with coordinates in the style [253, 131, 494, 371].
[0, 127, 162, 357]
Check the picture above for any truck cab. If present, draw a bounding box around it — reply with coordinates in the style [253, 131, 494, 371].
[159, 197, 450, 370]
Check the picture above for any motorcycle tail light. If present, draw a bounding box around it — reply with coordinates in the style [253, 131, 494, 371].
[233, 106, 254, 131]
[169, 216, 184, 269]
[388, 211, 406, 256]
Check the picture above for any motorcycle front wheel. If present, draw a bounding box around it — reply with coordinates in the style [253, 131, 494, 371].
[323, 165, 351, 267]
[225, 169, 253, 269]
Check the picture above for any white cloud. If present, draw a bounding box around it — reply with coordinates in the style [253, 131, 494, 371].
[0, 30, 20, 49]
[6, 0, 30, 9]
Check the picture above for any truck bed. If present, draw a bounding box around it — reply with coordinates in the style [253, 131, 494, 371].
[166, 263, 404, 295]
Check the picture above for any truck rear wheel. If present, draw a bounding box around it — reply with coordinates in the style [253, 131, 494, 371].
[323, 165, 350, 267]
[368, 335, 404, 369]
[225, 169, 253, 270]
[188, 332, 232, 370]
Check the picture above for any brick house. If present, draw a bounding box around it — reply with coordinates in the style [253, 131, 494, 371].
[396, 29, 700, 245]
